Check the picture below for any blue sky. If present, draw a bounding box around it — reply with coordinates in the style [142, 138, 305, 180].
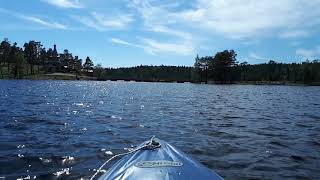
[1, 0, 320, 67]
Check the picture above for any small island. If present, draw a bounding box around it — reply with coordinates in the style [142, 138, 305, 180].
[0, 38, 319, 85]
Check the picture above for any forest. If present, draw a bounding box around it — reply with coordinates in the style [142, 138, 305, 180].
[1, 38, 320, 84]
[0, 38, 94, 79]
[193, 50, 320, 84]
[93, 65, 193, 82]
[94, 50, 320, 84]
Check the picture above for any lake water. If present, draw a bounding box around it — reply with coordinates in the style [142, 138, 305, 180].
[0, 80, 319, 179]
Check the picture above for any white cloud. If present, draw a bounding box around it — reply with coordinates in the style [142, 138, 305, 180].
[249, 52, 270, 61]
[73, 12, 134, 31]
[180, 0, 320, 38]
[279, 30, 310, 39]
[0, 8, 66, 29]
[21, 16, 66, 29]
[92, 12, 133, 29]
[141, 38, 194, 55]
[130, 0, 174, 27]
[110, 37, 194, 56]
[130, 1, 192, 41]
[110, 38, 141, 48]
[41, 0, 83, 8]
[296, 47, 320, 59]
[241, 40, 259, 46]
[246, 52, 277, 64]
[131, 0, 320, 39]
[149, 25, 192, 40]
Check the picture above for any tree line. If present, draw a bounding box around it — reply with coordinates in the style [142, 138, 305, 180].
[193, 50, 320, 84]
[1, 38, 319, 84]
[0, 38, 94, 78]
[93, 65, 193, 82]
[92, 49, 320, 84]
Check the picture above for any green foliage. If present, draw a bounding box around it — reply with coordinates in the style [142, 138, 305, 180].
[0, 39, 11, 62]
[24, 41, 41, 74]
[0, 38, 87, 79]
[1, 37, 319, 84]
[234, 60, 320, 83]
[210, 50, 237, 82]
[93, 64, 104, 79]
[12, 52, 27, 78]
[83, 56, 94, 71]
[194, 50, 320, 84]
[96, 65, 192, 82]
[74, 56, 82, 72]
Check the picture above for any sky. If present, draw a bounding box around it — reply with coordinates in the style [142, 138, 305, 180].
[1, 0, 320, 67]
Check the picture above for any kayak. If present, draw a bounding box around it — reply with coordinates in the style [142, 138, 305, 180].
[97, 138, 223, 180]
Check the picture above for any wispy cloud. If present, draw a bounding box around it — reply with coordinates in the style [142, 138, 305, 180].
[110, 37, 194, 56]
[279, 30, 310, 39]
[241, 40, 260, 46]
[131, 0, 320, 39]
[249, 52, 270, 61]
[130, 0, 173, 27]
[41, 0, 83, 8]
[110, 38, 141, 48]
[149, 25, 192, 40]
[182, 0, 320, 39]
[0, 8, 66, 29]
[72, 12, 134, 31]
[130, 1, 193, 41]
[110, 37, 152, 54]
[141, 38, 194, 55]
[296, 46, 320, 60]
[21, 16, 66, 29]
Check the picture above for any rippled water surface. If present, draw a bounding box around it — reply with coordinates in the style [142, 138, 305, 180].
[0, 80, 320, 179]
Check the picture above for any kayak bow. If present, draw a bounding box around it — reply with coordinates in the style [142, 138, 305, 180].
[96, 137, 223, 180]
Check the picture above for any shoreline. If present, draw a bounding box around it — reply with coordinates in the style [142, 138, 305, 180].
[21, 73, 96, 81]
[1, 73, 319, 86]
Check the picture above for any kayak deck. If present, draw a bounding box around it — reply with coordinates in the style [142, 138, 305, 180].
[97, 138, 223, 180]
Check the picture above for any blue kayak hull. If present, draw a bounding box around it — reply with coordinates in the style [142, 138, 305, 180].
[98, 138, 223, 180]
